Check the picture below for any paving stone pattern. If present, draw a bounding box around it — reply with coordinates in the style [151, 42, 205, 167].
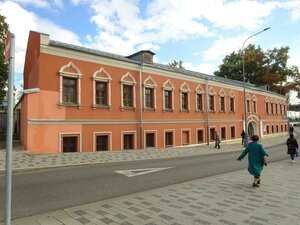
[1, 133, 300, 224]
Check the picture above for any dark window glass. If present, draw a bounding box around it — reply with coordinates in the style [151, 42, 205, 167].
[146, 133, 155, 147]
[145, 88, 154, 108]
[253, 101, 256, 113]
[63, 78, 76, 104]
[221, 127, 226, 140]
[123, 85, 133, 107]
[230, 98, 234, 112]
[247, 99, 250, 112]
[123, 134, 134, 150]
[181, 92, 188, 110]
[266, 102, 269, 114]
[209, 95, 214, 111]
[96, 135, 108, 151]
[220, 96, 225, 111]
[164, 90, 172, 109]
[63, 136, 77, 152]
[197, 130, 204, 143]
[231, 127, 235, 138]
[165, 132, 173, 147]
[197, 94, 203, 111]
[96, 82, 107, 106]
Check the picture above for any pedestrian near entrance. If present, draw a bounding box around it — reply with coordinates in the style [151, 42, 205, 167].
[289, 125, 294, 133]
[237, 135, 268, 187]
[286, 133, 298, 162]
[215, 131, 221, 149]
[241, 130, 245, 146]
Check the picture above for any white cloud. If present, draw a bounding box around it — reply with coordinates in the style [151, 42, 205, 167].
[184, 62, 217, 75]
[0, 1, 80, 74]
[278, 1, 300, 22]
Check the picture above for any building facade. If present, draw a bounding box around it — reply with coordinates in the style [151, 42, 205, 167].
[19, 31, 288, 153]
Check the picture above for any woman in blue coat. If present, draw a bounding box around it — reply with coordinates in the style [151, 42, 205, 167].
[237, 135, 268, 187]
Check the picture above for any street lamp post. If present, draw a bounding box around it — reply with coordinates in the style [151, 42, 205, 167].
[242, 27, 270, 147]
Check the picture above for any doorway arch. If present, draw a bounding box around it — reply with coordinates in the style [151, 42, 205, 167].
[247, 121, 258, 137]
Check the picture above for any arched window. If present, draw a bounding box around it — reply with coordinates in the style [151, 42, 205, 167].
[252, 95, 257, 114]
[58, 62, 82, 109]
[92, 67, 112, 110]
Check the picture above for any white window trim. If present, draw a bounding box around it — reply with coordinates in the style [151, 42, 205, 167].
[246, 93, 251, 113]
[59, 132, 82, 153]
[181, 128, 191, 145]
[252, 95, 257, 114]
[92, 67, 112, 110]
[196, 128, 205, 144]
[120, 72, 137, 111]
[58, 62, 83, 109]
[144, 130, 157, 149]
[180, 82, 190, 112]
[164, 129, 175, 148]
[121, 130, 137, 150]
[93, 131, 112, 151]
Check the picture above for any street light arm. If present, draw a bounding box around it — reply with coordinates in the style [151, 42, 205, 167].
[242, 27, 270, 51]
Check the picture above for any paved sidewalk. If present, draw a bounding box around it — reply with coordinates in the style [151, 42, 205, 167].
[0, 133, 288, 173]
[1, 133, 299, 225]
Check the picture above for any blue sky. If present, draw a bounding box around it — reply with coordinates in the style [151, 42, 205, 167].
[1, 0, 300, 102]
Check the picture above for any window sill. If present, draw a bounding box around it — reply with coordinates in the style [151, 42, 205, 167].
[180, 109, 190, 113]
[58, 103, 82, 109]
[144, 107, 156, 112]
[195, 110, 204, 113]
[163, 109, 174, 112]
[92, 104, 111, 110]
[120, 106, 137, 112]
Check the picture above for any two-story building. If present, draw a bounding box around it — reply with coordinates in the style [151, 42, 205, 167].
[18, 31, 288, 153]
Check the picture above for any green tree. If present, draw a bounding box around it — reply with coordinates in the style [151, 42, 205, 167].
[0, 14, 9, 104]
[214, 44, 300, 95]
[168, 60, 185, 69]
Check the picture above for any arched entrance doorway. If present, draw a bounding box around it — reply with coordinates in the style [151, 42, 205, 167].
[247, 121, 257, 137]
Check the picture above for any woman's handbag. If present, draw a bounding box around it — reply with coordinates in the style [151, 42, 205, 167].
[296, 149, 299, 157]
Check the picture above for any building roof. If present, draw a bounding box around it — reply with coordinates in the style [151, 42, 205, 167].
[49, 39, 286, 99]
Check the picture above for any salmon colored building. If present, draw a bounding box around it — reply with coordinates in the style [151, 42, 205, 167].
[19, 31, 288, 154]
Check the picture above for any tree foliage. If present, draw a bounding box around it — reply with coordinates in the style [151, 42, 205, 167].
[168, 60, 185, 69]
[0, 13, 9, 104]
[214, 44, 300, 95]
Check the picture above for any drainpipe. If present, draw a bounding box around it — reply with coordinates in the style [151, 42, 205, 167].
[205, 77, 210, 145]
[139, 62, 143, 149]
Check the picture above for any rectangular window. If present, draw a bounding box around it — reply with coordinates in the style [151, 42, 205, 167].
[123, 134, 134, 150]
[281, 124, 283, 132]
[221, 127, 226, 140]
[145, 88, 154, 108]
[209, 95, 214, 111]
[271, 103, 274, 114]
[123, 85, 133, 107]
[220, 96, 225, 112]
[164, 90, 172, 110]
[96, 135, 108, 151]
[253, 101, 257, 113]
[266, 102, 269, 114]
[276, 125, 279, 133]
[165, 132, 173, 147]
[197, 130, 204, 143]
[266, 125, 269, 134]
[181, 92, 188, 110]
[196, 94, 203, 111]
[230, 97, 234, 112]
[182, 130, 189, 145]
[63, 78, 76, 104]
[230, 127, 235, 139]
[63, 136, 78, 153]
[275, 104, 278, 114]
[96, 81, 107, 106]
[271, 125, 274, 133]
[209, 128, 216, 141]
[280, 105, 283, 115]
[247, 99, 250, 113]
[146, 133, 155, 148]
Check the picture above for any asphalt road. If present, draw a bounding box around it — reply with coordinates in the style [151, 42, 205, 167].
[0, 143, 287, 220]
